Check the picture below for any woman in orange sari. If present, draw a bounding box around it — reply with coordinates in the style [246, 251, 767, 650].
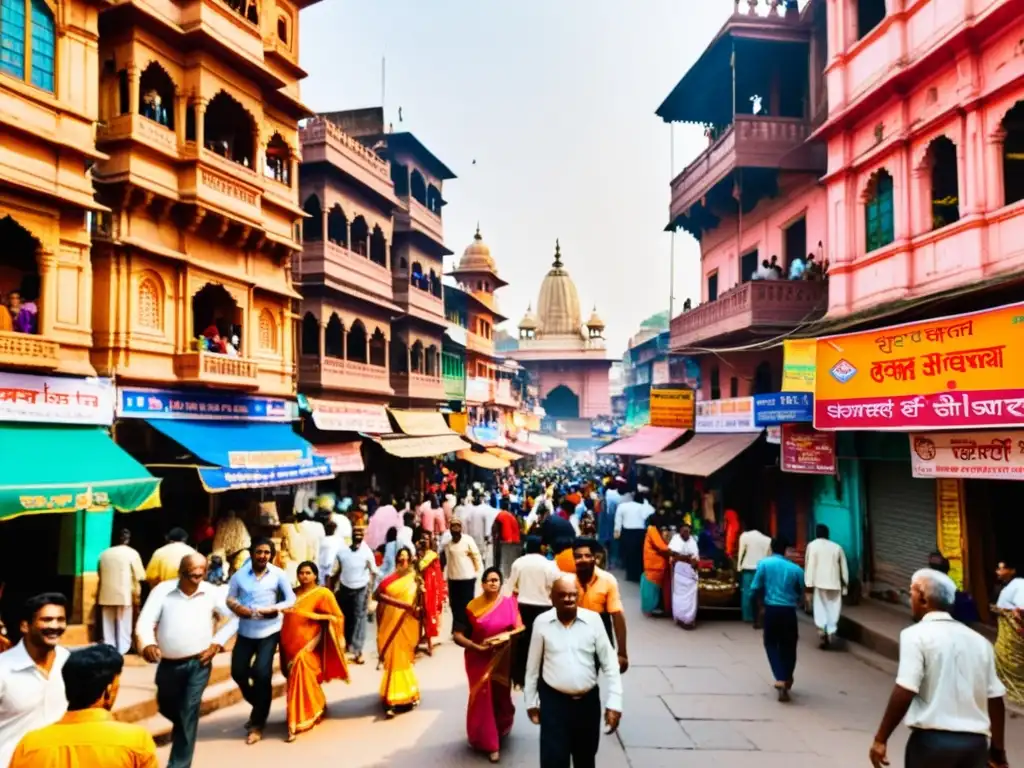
[374, 546, 422, 718]
[641, 518, 673, 616]
[280, 561, 349, 742]
[416, 532, 446, 656]
[453, 567, 523, 763]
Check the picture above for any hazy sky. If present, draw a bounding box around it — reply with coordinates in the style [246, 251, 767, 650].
[299, 2, 741, 356]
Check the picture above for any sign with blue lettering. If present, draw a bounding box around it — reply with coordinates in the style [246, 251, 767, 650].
[117, 387, 296, 422]
[753, 392, 814, 426]
[198, 458, 334, 492]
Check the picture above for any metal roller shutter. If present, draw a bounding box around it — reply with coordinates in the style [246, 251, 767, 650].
[867, 461, 936, 600]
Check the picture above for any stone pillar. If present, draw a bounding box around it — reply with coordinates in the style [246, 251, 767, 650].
[250, 127, 261, 170]
[289, 154, 298, 187]
[58, 508, 114, 631]
[986, 129, 1006, 211]
[345, 221, 351, 248]
[37, 251, 56, 336]
[194, 100, 206, 149]
[318, 318, 325, 357]
[128, 66, 140, 115]
[175, 93, 187, 144]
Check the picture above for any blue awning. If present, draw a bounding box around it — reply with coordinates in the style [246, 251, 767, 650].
[145, 419, 334, 492]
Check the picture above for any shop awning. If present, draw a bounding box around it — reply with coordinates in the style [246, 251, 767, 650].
[0, 425, 161, 521]
[487, 447, 521, 462]
[638, 432, 762, 477]
[388, 409, 454, 436]
[145, 419, 334, 492]
[314, 442, 365, 474]
[523, 432, 568, 450]
[458, 449, 509, 470]
[306, 398, 391, 434]
[506, 440, 546, 456]
[373, 433, 470, 459]
[596, 426, 688, 457]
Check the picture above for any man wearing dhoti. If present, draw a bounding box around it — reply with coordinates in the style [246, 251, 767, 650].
[804, 524, 848, 649]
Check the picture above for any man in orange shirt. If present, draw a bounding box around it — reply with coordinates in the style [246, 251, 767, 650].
[573, 538, 629, 674]
[9, 644, 157, 768]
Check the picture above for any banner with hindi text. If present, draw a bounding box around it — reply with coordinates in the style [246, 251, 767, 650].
[814, 302, 1024, 430]
[909, 430, 1024, 480]
[782, 339, 816, 392]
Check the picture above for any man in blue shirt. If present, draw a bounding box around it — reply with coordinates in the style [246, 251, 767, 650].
[226, 537, 295, 744]
[750, 536, 805, 702]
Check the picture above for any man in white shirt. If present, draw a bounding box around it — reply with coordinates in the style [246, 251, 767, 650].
[443, 518, 482, 631]
[97, 528, 146, 654]
[462, 495, 491, 567]
[737, 526, 772, 625]
[137, 553, 237, 768]
[614, 487, 652, 583]
[869, 569, 1007, 768]
[804, 524, 849, 649]
[316, 520, 345, 587]
[506, 537, 561, 688]
[331, 525, 379, 665]
[525, 575, 622, 768]
[397, 511, 416, 552]
[0, 592, 70, 768]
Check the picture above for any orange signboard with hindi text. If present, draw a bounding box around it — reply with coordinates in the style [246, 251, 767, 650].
[814, 302, 1024, 430]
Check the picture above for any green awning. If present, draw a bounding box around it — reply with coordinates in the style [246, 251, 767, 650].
[0, 425, 162, 521]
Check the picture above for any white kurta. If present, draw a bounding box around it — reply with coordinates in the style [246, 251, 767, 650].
[804, 538, 849, 635]
[669, 534, 700, 626]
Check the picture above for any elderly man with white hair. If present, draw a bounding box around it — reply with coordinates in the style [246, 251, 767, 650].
[870, 568, 1008, 768]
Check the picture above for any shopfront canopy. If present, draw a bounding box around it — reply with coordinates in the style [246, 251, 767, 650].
[388, 409, 454, 437]
[506, 440, 546, 457]
[638, 432, 762, 477]
[373, 434, 470, 459]
[523, 432, 568, 450]
[596, 426, 688, 457]
[458, 449, 509, 470]
[144, 419, 334, 492]
[487, 447, 521, 463]
[313, 442, 365, 474]
[0, 424, 161, 521]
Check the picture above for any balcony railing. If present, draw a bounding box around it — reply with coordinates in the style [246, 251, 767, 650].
[174, 351, 259, 388]
[391, 372, 445, 402]
[669, 115, 823, 220]
[179, 144, 264, 224]
[444, 374, 466, 401]
[299, 355, 392, 396]
[465, 332, 494, 357]
[298, 240, 393, 302]
[0, 331, 60, 369]
[395, 198, 444, 245]
[670, 279, 829, 351]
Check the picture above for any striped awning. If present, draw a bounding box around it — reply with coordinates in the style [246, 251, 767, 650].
[388, 409, 454, 437]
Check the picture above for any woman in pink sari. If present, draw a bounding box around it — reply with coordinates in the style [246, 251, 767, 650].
[453, 566, 523, 763]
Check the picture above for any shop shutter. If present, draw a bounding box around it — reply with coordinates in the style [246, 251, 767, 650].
[867, 461, 936, 600]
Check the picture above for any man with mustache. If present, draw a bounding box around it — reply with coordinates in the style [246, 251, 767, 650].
[0, 593, 70, 767]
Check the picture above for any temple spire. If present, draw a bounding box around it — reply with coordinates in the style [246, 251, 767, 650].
[474, 222, 481, 240]
[552, 239, 562, 268]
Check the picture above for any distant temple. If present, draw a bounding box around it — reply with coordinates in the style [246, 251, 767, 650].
[507, 241, 611, 437]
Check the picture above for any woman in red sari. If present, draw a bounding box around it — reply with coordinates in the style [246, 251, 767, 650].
[416, 531, 446, 655]
[453, 566, 523, 763]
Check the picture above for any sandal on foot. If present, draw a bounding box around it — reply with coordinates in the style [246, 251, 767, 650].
[246, 729, 263, 745]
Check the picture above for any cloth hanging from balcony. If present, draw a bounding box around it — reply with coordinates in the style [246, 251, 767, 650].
[143, 420, 333, 492]
[313, 442, 365, 474]
[596, 426, 689, 457]
[388, 409, 454, 436]
[373, 434, 470, 459]
[638, 432, 762, 477]
[0, 425, 161, 521]
[457, 449, 509, 470]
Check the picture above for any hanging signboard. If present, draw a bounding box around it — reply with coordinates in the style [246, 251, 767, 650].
[909, 430, 1024, 480]
[782, 339, 817, 392]
[935, 478, 967, 590]
[650, 386, 695, 429]
[306, 398, 391, 433]
[753, 392, 814, 426]
[0, 373, 115, 425]
[780, 424, 837, 475]
[119, 387, 295, 422]
[814, 301, 1024, 430]
[694, 396, 755, 433]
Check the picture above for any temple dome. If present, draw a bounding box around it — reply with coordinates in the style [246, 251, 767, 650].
[536, 240, 583, 337]
[586, 306, 605, 330]
[457, 225, 497, 274]
[518, 304, 539, 330]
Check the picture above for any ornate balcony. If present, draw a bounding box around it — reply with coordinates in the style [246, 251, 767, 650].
[491, 379, 518, 408]
[392, 284, 445, 324]
[96, 113, 180, 161]
[465, 332, 494, 357]
[297, 240, 394, 304]
[174, 351, 259, 389]
[444, 374, 466, 402]
[395, 198, 444, 246]
[390, 372, 445, 403]
[179, 144, 264, 226]
[0, 331, 60, 369]
[670, 280, 829, 351]
[669, 115, 824, 223]
[299, 355, 392, 397]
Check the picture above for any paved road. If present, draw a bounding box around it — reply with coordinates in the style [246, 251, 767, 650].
[165, 579, 1024, 767]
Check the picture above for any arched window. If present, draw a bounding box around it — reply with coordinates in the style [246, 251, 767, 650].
[425, 344, 438, 376]
[864, 169, 895, 252]
[139, 62, 175, 129]
[347, 320, 368, 363]
[137, 276, 162, 330]
[350, 216, 369, 256]
[223, 0, 258, 25]
[410, 341, 424, 373]
[327, 205, 348, 246]
[426, 184, 442, 214]
[710, 366, 721, 400]
[390, 339, 408, 373]
[411, 261, 425, 290]
[264, 133, 291, 185]
[1003, 102, 1024, 207]
[928, 136, 959, 230]
[0, 216, 41, 334]
[204, 91, 255, 167]
[410, 170, 427, 204]
[324, 313, 344, 358]
[301, 312, 319, 355]
[391, 162, 409, 196]
[191, 283, 240, 352]
[303, 195, 322, 241]
[369, 225, 386, 267]
[857, 0, 886, 40]
[276, 14, 288, 44]
[258, 308, 277, 351]
[0, 0, 55, 91]
[369, 329, 387, 367]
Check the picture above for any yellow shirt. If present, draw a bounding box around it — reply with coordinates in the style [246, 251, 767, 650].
[145, 541, 196, 587]
[9, 708, 158, 768]
[577, 568, 624, 615]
